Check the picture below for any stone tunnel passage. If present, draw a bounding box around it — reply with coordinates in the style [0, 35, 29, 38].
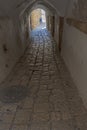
[0, 28, 87, 130]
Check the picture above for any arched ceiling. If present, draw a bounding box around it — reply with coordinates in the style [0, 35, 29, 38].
[20, 0, 57, 17]
[0, 0, 69, 17]
[28, 4, 55, 16]
[0, 0, 87, 21]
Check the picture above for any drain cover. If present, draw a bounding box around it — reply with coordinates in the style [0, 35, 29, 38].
[0, 85, 28, 103]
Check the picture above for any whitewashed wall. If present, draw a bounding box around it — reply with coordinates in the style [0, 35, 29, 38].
[0, 17, 25, 83]
[62, 22, 87, 108]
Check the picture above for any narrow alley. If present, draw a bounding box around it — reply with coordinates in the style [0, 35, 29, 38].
[0, 28, 87, 130]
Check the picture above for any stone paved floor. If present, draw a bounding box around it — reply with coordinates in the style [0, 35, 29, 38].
[0, 29, 87, 130]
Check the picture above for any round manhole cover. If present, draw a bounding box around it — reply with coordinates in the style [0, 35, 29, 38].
[0, 85, 28, 103]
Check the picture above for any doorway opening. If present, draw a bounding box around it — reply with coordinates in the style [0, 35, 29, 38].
[30, 8, 46, 30]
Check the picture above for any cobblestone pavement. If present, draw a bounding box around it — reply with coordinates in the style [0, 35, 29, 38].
[0, 29, 87, 130]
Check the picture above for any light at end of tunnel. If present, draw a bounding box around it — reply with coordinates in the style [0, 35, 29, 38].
[42, 27, 46, 29]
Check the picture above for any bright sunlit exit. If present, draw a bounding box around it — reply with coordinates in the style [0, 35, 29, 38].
[30, 8, 46, 30]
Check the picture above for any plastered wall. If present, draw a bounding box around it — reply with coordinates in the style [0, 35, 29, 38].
[62, 21, 87, 108]
[0, 17, 25, 83]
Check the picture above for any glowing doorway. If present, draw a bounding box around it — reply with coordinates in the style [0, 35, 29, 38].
[30, 8, 46, 30]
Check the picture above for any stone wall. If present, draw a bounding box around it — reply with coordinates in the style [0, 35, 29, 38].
[67, 0, 87, 21]
[72, 0, 87, 21]
[66, 18, 87, 34]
